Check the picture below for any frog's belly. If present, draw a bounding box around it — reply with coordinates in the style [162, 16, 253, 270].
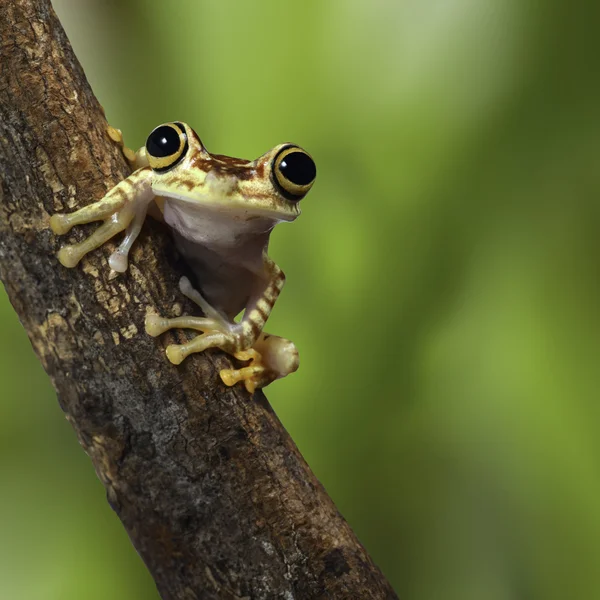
[174, 232, 257, 319]
[162, 199, 270, 319]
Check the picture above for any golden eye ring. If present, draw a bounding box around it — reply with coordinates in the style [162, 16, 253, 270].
[272, 146, 316, 201]
[145, 122, 188, 172]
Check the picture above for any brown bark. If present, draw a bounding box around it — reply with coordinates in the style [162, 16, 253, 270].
[0, 1, 398, 598]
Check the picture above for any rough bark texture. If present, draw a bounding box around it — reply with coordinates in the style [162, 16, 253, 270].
[0, 1, 398, 599]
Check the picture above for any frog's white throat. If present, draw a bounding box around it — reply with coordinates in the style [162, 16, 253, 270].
[161, 196, 276, 250]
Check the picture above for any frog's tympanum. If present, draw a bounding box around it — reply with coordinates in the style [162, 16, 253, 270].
[50, 122, 316, 392]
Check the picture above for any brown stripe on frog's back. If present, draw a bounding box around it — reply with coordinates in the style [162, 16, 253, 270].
[188, 153, 255, 180]
[213, 156, 256, 181]
[188, 154, 212, 172]
[254, 160, 266, 179]
[211, 153, 251, 167]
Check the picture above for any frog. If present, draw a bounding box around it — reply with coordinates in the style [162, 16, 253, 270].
[50, 121, 316, 393]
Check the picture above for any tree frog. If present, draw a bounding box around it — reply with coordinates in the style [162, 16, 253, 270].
[50, 122, 316, 393]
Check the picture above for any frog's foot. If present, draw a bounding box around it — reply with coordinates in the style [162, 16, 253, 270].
[145, 277, 239, 364]
[52, 207, 135, 268]
[220, 334, 300, 393]
[50, 165, 153, 269]
[107, 124, 138, 165]
[51, 196, 149, 270]
[106, 123, 150, 170]
[220, 348, 271, 394]
[146, 277, 299, 391]
[145, 313, 239, 366]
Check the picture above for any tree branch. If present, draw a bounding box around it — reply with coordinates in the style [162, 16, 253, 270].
[0, 1, 398, 598]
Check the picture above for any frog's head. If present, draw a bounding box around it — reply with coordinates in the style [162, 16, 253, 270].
[145, 122, 316, 222]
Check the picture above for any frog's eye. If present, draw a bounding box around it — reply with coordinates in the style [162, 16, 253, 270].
[272, 146, 316, 200]
[145, 122, 188, 172]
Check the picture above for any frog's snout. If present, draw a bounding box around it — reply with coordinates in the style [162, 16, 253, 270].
[205, 171, 237, 196]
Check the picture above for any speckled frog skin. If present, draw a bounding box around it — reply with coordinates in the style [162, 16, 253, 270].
[50, 122, 316, 392]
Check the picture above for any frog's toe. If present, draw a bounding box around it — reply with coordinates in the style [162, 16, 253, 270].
[145, 313, 224, 337]
[219, 348, 277, 393]
[107, 124, 124, 144]
[145, 314, 171, 337]
[57, 245, 82, 268]
[50, 214, 72, 235]
[165, 331, 232, 365]
[219, 365, 266, 394]
[165, 343, 186, 365]
[108, 248, 129, 272]
[107, 124, 138, 165]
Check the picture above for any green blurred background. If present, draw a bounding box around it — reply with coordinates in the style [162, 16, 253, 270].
[2, 0, 600, 598]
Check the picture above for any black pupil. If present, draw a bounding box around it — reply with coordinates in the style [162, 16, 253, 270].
[279, 152, 316, 186]
[146, 125, 181, 157]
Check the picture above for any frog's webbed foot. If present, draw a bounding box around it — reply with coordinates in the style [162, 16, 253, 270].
[145, 276, 238, 364]
[107, 124, 137, 165]
[146, 277, 299, 391]
[145, 312, 238, 365]
[220, 334, 299, 393]
[220, 348, 268, 394]
[50, 173, 152, 271]
[106, 123, 150, 171]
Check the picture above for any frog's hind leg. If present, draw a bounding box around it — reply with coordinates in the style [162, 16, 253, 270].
[220, 333, 300, 394]
[145, 276, 299, 392]
[146, 315, 299, 391]
[178, 276, 229, 324]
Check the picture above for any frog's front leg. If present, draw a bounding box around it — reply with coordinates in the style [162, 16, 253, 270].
[50, 167, 153, 271]
[107, 124, 150, 170]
